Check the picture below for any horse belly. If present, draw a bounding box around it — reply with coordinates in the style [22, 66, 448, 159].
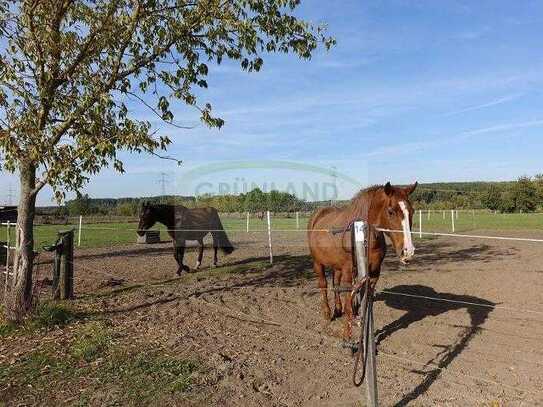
[308, 232, 350, 270]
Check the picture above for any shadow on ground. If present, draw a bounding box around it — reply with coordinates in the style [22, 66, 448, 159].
[384, 239, 518, 271]
[375, 284, 495, 406]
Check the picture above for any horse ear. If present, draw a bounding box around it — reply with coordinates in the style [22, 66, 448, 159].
[404, 181, 418, 195]
[384, 182, 393, 196]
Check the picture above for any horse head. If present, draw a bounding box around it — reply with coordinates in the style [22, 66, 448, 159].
[137, 201, 156, 236]
[375, 182, 418, 265]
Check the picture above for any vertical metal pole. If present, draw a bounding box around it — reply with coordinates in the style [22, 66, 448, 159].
[451, 209, 455, 233]
[78, 215, 82, 247]
[296, 211, 299, 229]
[246, 212, 249, 233]
[266, 211, 273, 264]
[419, 209, 422, 238]
[353, 220, 378, 407]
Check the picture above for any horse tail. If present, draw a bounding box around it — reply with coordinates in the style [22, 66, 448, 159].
[211, 212, 235, 254]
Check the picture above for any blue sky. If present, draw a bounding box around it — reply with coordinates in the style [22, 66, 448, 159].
[3, 0, 543, 205]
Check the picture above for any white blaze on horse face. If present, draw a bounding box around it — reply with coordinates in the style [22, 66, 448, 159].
[399, 201, 415, 257]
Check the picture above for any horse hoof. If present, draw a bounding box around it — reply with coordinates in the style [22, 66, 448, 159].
[332, 307, 343, 320]
[194, 261, 201, 270]
[176, 268, 183, 276]
[211, 263, 217, 268]
[182, 265, 191, 272]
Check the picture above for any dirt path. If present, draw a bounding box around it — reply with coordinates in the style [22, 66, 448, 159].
[56, 230, 542, 406]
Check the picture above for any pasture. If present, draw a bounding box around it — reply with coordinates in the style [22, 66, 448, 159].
[2, 211, 543, 250]
[1, 213, 543, 405]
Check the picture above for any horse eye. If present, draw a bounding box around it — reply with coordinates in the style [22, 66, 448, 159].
[387, 207, 395, 216]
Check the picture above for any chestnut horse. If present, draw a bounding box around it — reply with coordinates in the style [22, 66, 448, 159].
[307, 182, 417, 338]
[137, 203, 234, 275]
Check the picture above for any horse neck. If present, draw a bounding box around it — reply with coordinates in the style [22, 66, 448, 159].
[153, 205, 175, 229]
[347, 190, 384, 225]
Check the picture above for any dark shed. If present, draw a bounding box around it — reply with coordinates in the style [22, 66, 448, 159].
[0, 206, 18, 223]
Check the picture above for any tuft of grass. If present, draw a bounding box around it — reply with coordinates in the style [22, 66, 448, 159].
[100, 349, 198, 398]
[71, 321, 112, 362]
[0, 320, 17, 337]
[0, 320, 198, 405]
[1, 302, 78, 337]
[29, 302, 76, 330]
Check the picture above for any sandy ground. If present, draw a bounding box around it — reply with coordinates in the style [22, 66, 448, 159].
[5, 229, 543, 406]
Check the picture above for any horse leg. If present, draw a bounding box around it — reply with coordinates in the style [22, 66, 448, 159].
[340, 263, 354, 339]
[195, 239, 204, 269]
[314, 262, 331, 321]
[332, 268, 343, 319]
[176, 242, 190, 275]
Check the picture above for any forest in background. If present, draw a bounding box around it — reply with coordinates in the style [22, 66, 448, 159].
[37, 175, 543, 217]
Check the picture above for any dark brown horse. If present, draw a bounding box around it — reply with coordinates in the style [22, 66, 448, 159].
[137, 203, 234, 275]
[307, 182, 417, 337]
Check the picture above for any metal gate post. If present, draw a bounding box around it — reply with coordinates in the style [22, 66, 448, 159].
[353, 220, 378, 407]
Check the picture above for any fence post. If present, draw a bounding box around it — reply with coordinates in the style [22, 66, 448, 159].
[352, 220, 378, 407]
[451, 209, 455, 233]
[266, 211, 273, 264]
[51, 230, 75, 300]
[427, 210, 430, 220]
[442, 210, 445, 219]
[296, 211, 300, 229]
[419, 209, 422, 238]
[4, 221, 10, 298]
[78, 215, 82, 247]
[246, 212, 250, 233]
[12, 226, 20, 287]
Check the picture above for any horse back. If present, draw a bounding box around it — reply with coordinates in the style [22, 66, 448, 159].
[174, 206, 220, 240]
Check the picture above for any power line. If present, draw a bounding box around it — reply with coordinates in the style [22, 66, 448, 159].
[157, 172, 170, 196]
[6, 184, 14, 205]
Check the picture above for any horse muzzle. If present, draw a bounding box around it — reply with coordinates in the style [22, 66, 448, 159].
[400, 248, 415, 265]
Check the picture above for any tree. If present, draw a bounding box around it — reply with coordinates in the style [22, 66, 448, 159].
[0, 1, 333, 320]
[66, 193, 91, 216]
[511, 176, 537, 213]
[482, 184, 502, 211]
[534, 174, 543, 207]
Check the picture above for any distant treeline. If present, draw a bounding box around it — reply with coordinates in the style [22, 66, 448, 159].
[410, 175, 543, 212]
[38, 176, 543, 216]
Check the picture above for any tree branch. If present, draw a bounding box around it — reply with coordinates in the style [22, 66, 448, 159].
[125, 91, 197, 130]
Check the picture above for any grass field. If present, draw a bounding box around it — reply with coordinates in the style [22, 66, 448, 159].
[1, 211, 542, 250]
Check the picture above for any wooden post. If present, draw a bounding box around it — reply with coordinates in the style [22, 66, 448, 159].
[419, 209, 422, 238]
[352, 220, 378, 407]
[296, 211, 300, 229]
[12, 226, 20, 287]
[52, 230, 75, 300]
[427, 210, 430, 220]
[451, 209, 455, 233]
[51, 243, 62, 300]
[266, 211, 273, 264]
[442, 210, 445, 219]
[77, 215, 82, 247]
[4, 221, 10, 298]
[246, 212, 250, 233]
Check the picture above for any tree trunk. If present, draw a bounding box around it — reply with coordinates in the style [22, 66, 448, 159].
[5, 162, 37, 322]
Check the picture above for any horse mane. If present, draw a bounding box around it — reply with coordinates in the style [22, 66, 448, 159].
[347, 184, 385, 219]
